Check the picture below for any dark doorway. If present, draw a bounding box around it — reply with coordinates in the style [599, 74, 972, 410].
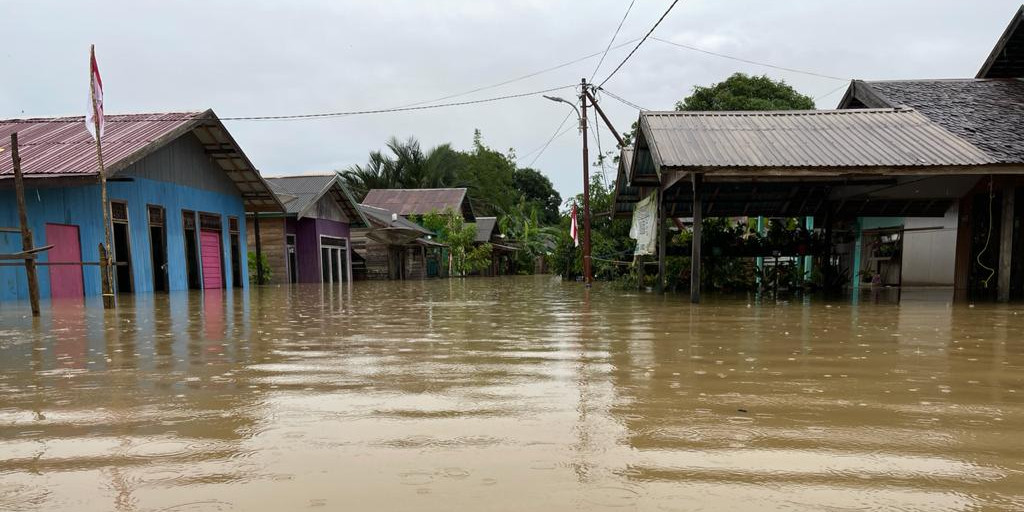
[229, 217, 242, 288]
[182, 210, 201, 290]
[287, 234, 298, 283]
[148, 205, 168, 292]
[110, 201, 133, 293]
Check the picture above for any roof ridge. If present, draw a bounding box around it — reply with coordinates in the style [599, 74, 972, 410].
[366, 187, 468, 191]
[644, 108, 909, 117]
[0, 111, 206, 123]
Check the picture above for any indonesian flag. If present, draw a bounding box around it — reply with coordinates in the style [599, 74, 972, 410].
[85, 45, 104, 141]
[570, 203, 579, 248]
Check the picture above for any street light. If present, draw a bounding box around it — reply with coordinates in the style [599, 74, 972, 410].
[544, 79, 593, 286]
[543, 95, 582, 128]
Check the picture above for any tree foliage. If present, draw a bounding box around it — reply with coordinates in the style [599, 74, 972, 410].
[676, 73, 815, 111]
[419, 207, 492, 276]
[340, 130, 563, 276]
[511, 167, 561, 225]
[339, 136, 460, 199]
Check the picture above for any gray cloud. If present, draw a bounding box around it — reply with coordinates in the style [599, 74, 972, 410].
[2, 0, 1019, 200]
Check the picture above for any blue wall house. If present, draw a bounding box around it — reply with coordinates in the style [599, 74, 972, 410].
[0, 110, 283, 303]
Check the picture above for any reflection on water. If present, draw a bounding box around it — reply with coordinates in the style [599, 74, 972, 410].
[0, 278, 1022, 511]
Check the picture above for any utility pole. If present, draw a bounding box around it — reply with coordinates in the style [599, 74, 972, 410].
[580, 78, 593, 286]
[10, 133, 41, 317]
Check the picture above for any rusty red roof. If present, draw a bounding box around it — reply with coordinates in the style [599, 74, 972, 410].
[0, 110, 284, 212]
[0, 112, 200, 178]
[362, 188, 475, 221]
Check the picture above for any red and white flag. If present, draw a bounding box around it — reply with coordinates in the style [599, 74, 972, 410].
[570, 203, 579, 248]
[85, 45, 104, 141]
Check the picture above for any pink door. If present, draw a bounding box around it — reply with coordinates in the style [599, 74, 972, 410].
[199, 230, 223, 289]
[45, 223, 84, 299]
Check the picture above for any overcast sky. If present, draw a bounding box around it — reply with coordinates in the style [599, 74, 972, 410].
[2, 0, 1020, 201]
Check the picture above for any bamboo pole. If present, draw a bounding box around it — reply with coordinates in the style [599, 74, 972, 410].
[91, 44, 115, 309]
[10, 133, 41, 316]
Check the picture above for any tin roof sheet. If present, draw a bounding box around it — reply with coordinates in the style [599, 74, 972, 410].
[362, 188, 475, 221]
[0, 110, 283, 212]
[640, 108, 997, 170]
[266, 174, 367, 226]
[473, 217, 498, 243]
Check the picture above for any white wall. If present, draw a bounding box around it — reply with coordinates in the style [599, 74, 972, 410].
[900, 205, 958, 286]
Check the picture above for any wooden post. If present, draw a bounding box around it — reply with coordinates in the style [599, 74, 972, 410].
[10, 133, 40, 316]
[252, 214, 264, 285]
[953, 194, 974, 297]
[998, 187, 1015, 302]
[823, 206, 834, 293]
[98, 243, 110, 301]
[637, 254, 645, 291]
[91, 45, 114, 309]
[656, 188, 667, 293]
[691, 174, 703, 304]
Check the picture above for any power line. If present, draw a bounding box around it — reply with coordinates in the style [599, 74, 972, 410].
[525, 111, 575, 167]
[597, 87, 648, 111]
[8, 84, 576, 126]
[400, 37, 643, 109]
[590, 0, 638, 82]
[813, 82, 852, 102]
[599, 0, 682, 88]
[219, 84, 572, 121]
[651, 36, 850, 82]
[519, 123, 576, 164]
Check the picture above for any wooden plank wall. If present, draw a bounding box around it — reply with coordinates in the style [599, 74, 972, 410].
[350, 227, 390, 280]
[246, 216, 287, 284]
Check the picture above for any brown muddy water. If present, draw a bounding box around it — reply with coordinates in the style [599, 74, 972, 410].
[0, 276, 1022, 511]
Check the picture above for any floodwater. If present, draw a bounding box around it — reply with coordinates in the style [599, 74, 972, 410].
[0, 277, 1022, 511]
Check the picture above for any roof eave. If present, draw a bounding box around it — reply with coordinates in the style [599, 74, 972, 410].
[977, 4, 1024, 78]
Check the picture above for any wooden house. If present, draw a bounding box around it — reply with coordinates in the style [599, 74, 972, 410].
[352, 188, 475, 280]
[471, 216, 518, 276]
[834, 5, 1024, 296]
[248, 174, 368, 285]
[350, 204, 442, 280]
[0, 110, 283, 302]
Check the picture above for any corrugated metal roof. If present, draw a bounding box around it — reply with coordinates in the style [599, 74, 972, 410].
[0, 112, 199, 177]
[640, 108, 998, 170]
[358, 204, 432, 234]
[266, 175, 335, 214]
[0, 111, 284, 212]
[362, 188, 475, 221]
[473, 217, 497, 243]
[266, 174, 368, 227]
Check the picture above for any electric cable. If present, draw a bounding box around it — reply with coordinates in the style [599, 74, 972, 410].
[651, 36, 850, 82]
[525, 110, 575, 167]
[591, 0, 638, 82]
[599, 0, 682, 87]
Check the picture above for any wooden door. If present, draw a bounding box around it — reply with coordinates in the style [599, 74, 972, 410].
[45, 223, 84, 299]
[199, 230, 223, 289]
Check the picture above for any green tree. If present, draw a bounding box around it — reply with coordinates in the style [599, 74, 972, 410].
[619, 73, 815, 146]
[455, 130, 517, 217]
[511, 167, 561, 225]
[340, 136, 461, 199]
[677, 73, 815, 111]
[420, 207, 492, 276]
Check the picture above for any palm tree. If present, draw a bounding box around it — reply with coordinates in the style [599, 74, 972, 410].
[339, 137, 461, 199]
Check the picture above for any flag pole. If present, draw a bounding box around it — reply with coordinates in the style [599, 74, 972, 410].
[91, 44, 115, 309]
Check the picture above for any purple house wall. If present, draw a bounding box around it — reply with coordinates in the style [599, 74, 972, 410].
[286, 218, 351, 283]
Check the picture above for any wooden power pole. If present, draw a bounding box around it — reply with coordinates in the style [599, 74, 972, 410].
[10, 133, 41, 316]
